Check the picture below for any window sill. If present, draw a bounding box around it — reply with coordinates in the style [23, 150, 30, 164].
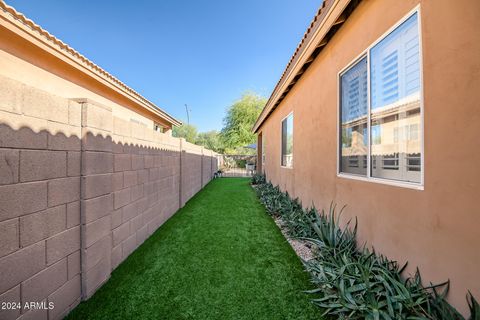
[337, 173, 424, 191]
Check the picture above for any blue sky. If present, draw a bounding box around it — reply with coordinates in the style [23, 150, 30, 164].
[8, 0, 322, 132]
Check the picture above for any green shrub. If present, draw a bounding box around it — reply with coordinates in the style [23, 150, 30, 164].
[235, 159, 247, 168]
[253, 177, 479, 320]
[251, 173, 266, 185]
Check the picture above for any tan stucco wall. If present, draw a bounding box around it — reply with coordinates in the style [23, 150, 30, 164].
[0, 50, 171, 133]
[258, 0, 480, 313]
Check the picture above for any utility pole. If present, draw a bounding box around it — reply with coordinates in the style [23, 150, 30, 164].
[184, 104, 190, 125]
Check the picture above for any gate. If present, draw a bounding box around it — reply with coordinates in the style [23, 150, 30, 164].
[217, 154, 257, 177]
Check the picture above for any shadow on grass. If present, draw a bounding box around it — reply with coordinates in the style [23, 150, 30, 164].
[67, 178, 321, 320]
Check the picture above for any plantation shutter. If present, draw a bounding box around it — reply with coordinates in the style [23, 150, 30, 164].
[371, 13, 420, 110]
[341, 57, 368, 123]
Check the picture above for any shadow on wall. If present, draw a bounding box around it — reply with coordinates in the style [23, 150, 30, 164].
[0, 122, 218, 320]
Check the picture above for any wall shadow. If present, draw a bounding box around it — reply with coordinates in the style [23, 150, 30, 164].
[0, 122, 218, 319]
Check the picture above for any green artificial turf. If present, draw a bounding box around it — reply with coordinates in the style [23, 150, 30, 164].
[67, 178, 321, 320]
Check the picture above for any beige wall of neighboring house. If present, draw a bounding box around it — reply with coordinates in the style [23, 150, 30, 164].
[0, 2, 218, 319]
[0, 50, 173, 136]
[255, 0, 480, 314]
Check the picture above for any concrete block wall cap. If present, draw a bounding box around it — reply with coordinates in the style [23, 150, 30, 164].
[81, 103, 113, 132]
[22, 87, 69, 124]
[183, 141, 204, 154]
[68, 100, 82, 127]
[111, 136, 182, 153]
[0, 1, 182, 127]
[113, 117, 132, 137]
[82, 127, 113, 139]
[72, 98, 112, 112]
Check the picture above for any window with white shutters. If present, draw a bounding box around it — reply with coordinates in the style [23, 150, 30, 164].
[339, 10, 422, 186]
[339, 57, 368, 176]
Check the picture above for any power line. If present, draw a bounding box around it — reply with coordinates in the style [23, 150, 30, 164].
[184, 104, 190, 125]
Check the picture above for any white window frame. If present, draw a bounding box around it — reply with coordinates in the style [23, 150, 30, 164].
[261, 132, 266, 167]
[336, 5, 424, 190]
[153, 122, 164, 133]
[280, 111, 294, 169]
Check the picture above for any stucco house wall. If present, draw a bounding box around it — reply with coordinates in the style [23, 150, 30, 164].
[256, 0, 480, 314]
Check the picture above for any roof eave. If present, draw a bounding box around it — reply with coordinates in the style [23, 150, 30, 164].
[0, 0, 182, 127]
[253, 0, 353, 133]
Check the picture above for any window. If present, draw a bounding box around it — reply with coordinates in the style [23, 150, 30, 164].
[339, 10, 422, 186]
[154, 123, 164, 133]
[261, 134, 266, 166]
[340, 57, 368, 176]
[281, 113, 293, 167]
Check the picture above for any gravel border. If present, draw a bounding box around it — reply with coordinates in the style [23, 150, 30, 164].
[252, 184, 315, 262]
[272, 215, 314, 261]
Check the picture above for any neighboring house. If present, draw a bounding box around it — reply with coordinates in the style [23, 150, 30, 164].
[253, 0, 479, 314]
[0, 2, 218, 319]
[0, 2, 180, 134]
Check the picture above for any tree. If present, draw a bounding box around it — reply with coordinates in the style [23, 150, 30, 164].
[195, 130, 223, 153]
[220, 92, 266, 152]
[172, 123, 198, 143]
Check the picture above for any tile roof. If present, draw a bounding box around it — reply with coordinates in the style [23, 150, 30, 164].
[273, 0, 332, 97]
[253, 0, 345, 132]
[0, 0, 181, 126]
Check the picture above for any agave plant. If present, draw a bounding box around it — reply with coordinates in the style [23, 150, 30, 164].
[304, 204, 357, 257]
[284, 207, 316, 238]
[468, 292, 480, 320]
[252, 176, 480, 320]
[251, 173, 266, 185]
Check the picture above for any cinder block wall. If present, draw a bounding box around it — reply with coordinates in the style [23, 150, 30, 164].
[0, 75, 219, 320]
[180, 142, 204, 207]
[0, 76, 83, 320]
[202, 150, 214, 188]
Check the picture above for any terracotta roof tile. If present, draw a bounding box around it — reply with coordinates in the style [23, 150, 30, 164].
[253, 0, 339, 132]
[0, 0, 181, 126]
[272, 0, 332, 101]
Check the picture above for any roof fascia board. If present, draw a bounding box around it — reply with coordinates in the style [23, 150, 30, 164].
[0, 3, 182, 127]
